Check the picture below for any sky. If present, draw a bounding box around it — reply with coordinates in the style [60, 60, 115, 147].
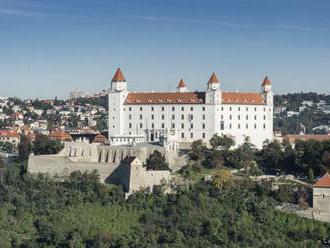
[0, 0, 330, 99]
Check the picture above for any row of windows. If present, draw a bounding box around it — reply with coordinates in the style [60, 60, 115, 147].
[130, 114, 202, 120]
[128, 113, 267, 121]
[125, 106, 270, 112]
[223, 115, 267, 121]
[127, 106, 205, 112]
[128, 122, 267, 130]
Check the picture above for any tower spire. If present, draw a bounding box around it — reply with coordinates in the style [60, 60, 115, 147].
[208, 72, 220, 84]
[262, 76, 271, 86]
[177, 78, 188, 92]
[112, 68, 126, 82]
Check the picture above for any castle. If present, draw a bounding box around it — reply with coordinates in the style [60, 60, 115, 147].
[108, 68, 273, 149]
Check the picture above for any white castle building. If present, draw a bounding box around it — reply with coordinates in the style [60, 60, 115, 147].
[108, 68, 273, 149]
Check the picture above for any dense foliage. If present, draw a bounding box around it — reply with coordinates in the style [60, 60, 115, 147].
[188, 136, 330, 180]
[0, 161, 329, 247]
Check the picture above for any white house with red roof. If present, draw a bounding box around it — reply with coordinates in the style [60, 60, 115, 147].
[313, 173, 330, 218]
[108, 68, 273, 148]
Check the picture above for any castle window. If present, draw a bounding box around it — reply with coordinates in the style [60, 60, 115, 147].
[246, 115, 248, 120]
[191, 107, 193, 111]
[264, 107, 266, 112]
[181, 107, 184, 111]
[181, 114, 184, 120]
[190, 133, 193, 138]
[238, 107, 240, 111]
[254, 124, 257, 129]
[202, 107, 205, 111]
[162, 115, 165, 120]
[246, 124, 248, 129]
[238, 124, 240, 129]
[172, 114, 175, 120]
[220, 121, 224, 130]
[129, 123, 132, 128]
[140, 123, 143, 128]
[246, 107, 248, 111]
[254, 115, 257, 120]
[202, 123, 205, 129]
[221, 115, 223, 120]
[162, 107, 164, 111]
[181, 132, 184, 138]
[172, 123, 175, 128]
[151, 114, 154, 120]
[172, 106, 175, 111]
[140, 114, 142, 120]
[129, 114, 132, 120]
[229, 124, 232, 129]
[221, 107, 224, 111]
[152, 123, 154, 129]
[229, 115, 232, 120]
[202, 114, 205, 120]
[263, 124, 266, 129]
[202, 133, 205, 139]
[162, 123, 165, 128]
[263, 115, 266, 120]
[190, 123, 193, 129]
[129, 107, 132, 111]
[190, 114, 194, 120]
[140, 107, 143, 111]
[238, 115, 240, 120]
[181, 123, 184, 129]
[230, 107, 232, 111]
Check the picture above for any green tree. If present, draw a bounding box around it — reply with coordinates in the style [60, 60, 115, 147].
[18, 135, 32, 159]
[209, 134, 235, 150]
[237, 137, 256, 172]
[33, 134, 63, 155]
[145, 150, 170, 171]
[212, 169, 233, 190]
[190, 140, 206, 160]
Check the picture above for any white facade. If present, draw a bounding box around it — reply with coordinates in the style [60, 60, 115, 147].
[108, 69, 273, 149]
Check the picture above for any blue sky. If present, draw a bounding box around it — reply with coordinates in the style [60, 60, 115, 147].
[0, 0, 329, 99]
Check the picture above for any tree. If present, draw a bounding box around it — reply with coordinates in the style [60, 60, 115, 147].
[209, 134, 235, 151]
[212, 169, 233, 190]
[0, 156, 5, 168]
[307, 168, 314, 183]
[145, 150, 170, 171]
[237, 137, 256, 172]
[258, 140, 284, 173]
[33, 134, 63, 155]
[322, 151, 330, 173]
[2, 142, 15, 153]
[18, 135, 32, 159]
[190, 140, 206, 160]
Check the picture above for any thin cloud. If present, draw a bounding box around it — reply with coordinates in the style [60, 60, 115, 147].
[132, 15, 328, 32]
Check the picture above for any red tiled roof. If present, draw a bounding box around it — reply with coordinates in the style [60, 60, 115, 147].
[208, 73, 220, 84]
[125, 92, 205, 104]
[222, 92, 265, 105]
[314, 173, 330, 188]
[177, 79, 186, 88]
[112, 68, 126, 82]
[0, 130, 19, 138]
[49, 130, 72, 142]
[92, 134, 107, 144]
[262, 76, 271, 86]
[124, 92, 265, 105]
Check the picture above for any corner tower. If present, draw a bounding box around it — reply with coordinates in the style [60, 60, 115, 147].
[205, 72, 222, 104]
[108, 68, 129, 142]
[111, 68, 127, 92]
[261, 76, 273, 106]
[177, 79, 188, 93]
